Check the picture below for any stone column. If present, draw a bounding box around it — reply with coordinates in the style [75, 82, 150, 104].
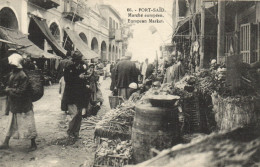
[21, 0, 28, 34]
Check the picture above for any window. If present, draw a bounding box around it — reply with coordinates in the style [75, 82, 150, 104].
[113, 20, 115, 30]
[109, 17, 112, 29]
[240, 23, 258, 63]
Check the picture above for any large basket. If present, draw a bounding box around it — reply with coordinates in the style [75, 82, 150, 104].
[183, 94, 200, 133]
[109, 96, 124, 109]
[25, 70, 44, 102]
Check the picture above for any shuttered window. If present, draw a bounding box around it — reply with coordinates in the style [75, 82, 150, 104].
[240, 23, 258, 63]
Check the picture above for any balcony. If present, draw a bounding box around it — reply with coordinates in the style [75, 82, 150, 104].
[63, 1, 85, 22]
[115, 29, 122, 42]
[109, 29, 115, 39]
[28, 0, 60, 9]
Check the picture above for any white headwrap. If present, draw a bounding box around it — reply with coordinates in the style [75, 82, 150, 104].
[8, 53, 23, 69]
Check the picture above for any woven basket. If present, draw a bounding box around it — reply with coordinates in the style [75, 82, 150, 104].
[25, 70, 44, 102]
[109, 96, 124, 109]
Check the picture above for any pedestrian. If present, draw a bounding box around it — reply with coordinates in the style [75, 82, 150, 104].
[63, 51, 88, 139]
[0, 53, 37, 151]
[23, 54, 35, 70]
[105, 61, 111, 77]
[86, 64, 99, 102]
[115, 55, 139, 99]
[110, 58, 121, 92]
[59, 75, 68, 114]
[110, 62, 115, 73]
[145, 61, 155, 80]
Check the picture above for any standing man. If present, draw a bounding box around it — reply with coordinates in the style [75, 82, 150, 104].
[63, 51, 88, 139]
[115, 55, 138, 99]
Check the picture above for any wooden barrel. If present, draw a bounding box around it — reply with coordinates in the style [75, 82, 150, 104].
[132, 104, 180, 163]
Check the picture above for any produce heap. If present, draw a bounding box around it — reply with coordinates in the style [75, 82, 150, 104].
[94, 101, 135, 140]
[94, 101, 136, 166]
[94, 139, 133, 166]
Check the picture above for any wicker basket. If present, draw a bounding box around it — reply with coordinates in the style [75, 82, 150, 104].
[109, 96, 124, 109]
[183, 93, 200, 133]
[25, 70, 44, 102]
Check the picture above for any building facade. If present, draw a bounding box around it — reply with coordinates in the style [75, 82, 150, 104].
[172, 0, 260, 68]
[99, 4, 123, 62]
[0, 0, 126, 61]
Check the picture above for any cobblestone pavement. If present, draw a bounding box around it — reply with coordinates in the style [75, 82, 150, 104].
[0, 77, 112, 167]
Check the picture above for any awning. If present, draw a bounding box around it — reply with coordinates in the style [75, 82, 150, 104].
[0, 26, 60, 59]
[31, 15, 67, 57]
[173, 15, 193, 37]
[64, 28, 99, 59]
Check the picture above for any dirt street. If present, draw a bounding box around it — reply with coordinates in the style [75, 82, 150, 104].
[0, 77, 112, 167]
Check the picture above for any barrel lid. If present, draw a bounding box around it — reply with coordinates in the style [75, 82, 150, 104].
[135, 103, 177, 112]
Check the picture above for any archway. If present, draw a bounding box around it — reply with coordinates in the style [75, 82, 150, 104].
[49, 22, 60, 42]
[91, 37, 98, 53]
[112, 45, 115, 62]
[101, 41, 107, 61]
[28, 18, 45, 50]
[109, 44, 111, 61]
[79, 32, 88, 45]
[0, 7, 19, 30]
[115, 46, 118, 61]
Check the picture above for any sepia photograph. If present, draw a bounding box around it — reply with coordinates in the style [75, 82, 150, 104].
[0, 0, 259, 166]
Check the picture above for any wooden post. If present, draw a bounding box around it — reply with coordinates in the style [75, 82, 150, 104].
[234, 12, 239, 55]
[217, 0, 225, 64]
[200, 0, 205, 69]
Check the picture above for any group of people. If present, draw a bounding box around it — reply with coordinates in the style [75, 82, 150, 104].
[0, 49, 105, 150]
[0, 47, 186, 151]
[107, 55, 156, 100]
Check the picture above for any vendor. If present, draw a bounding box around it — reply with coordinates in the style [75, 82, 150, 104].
[128, 82, 141, 102]
[163, 53, 185, 84]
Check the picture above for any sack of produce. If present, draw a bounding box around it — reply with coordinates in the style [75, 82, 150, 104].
[25, 70, 44, 102]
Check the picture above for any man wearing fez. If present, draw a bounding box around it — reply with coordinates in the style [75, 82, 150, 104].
[115, 55, 139, 99]
[63, 51, 88, 139]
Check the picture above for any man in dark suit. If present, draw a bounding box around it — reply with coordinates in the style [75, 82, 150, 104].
[115, 56, 139, 99]
[63, 51, 88, 139]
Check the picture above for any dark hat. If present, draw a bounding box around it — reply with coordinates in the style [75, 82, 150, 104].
[71, 50, 82, 61]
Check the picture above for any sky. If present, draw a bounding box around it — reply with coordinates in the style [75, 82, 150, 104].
[89, 0, 174, 62]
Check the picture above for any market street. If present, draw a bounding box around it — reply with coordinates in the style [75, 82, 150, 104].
[0, 78, 111, 167]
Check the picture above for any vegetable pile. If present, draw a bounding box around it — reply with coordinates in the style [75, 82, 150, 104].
[94, 101, 135, 140]
[94, 139, 133, 166]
